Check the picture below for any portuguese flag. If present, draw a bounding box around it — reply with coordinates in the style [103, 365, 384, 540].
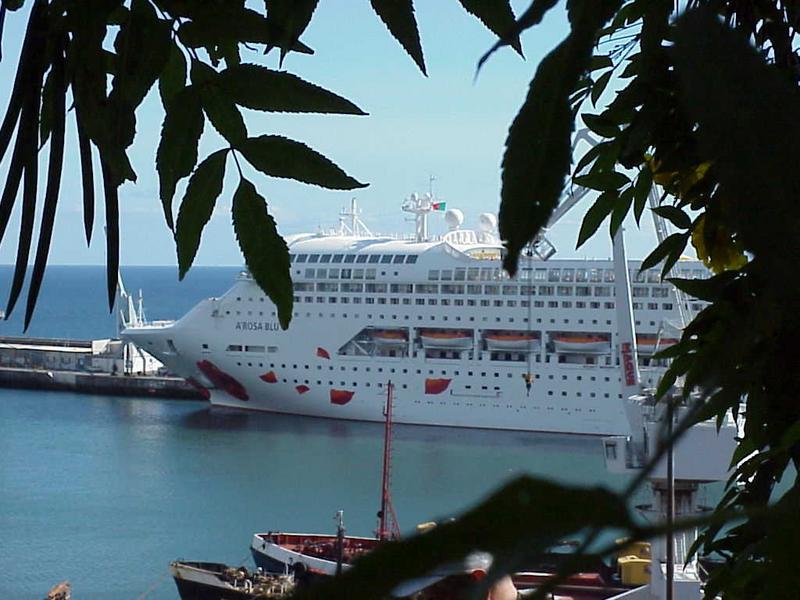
[432, 201, 446, 211]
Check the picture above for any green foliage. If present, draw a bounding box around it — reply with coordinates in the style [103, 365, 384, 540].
[175, 150, 228, 280]
[499, 0, 621, 276]
[232, 178, 293, 329]
[237, 135, 367, 191]
[370, 0, 426, 75]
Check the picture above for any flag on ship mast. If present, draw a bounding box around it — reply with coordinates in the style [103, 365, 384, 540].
[432, 201, 446, 211]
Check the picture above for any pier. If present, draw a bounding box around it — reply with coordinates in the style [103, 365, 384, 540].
[0, 336, 203, 400]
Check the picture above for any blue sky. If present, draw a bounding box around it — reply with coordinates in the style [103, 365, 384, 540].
[0, 1, 659, 267]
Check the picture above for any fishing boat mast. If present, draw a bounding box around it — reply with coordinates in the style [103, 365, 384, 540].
[376, 381, 401, 541]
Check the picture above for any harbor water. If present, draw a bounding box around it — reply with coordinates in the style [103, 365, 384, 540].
[1, 266, 647, 599]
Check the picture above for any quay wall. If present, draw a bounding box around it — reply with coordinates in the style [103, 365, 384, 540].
[0, 367, 203, 400]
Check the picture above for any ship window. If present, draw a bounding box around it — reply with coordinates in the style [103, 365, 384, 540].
[484, 285, 499, 295]
[663, 303, 673, 310]
[246, 345, 265, 353]
[632, 286, 648, 297]
[594, 286, 611, 297]
[428, 269, 439, 281]
[576, 286, 591, 297]
[454, 268, 466, 281]
[307, 254, 320, 263]
[534, 268, 547, 281]
[296, 254, 308, 263]
[480, 300, 490, 307]
[648, 302, 658, 310]
[502, 285, 516, 296]
[576, 269, 588, 282]
[604, 270, 615, 282]
[538, 285, 553, 296]
[392, 255, 405, 264]
[226, 344, 242, 352]
[320, 254, 332, 263]
[405, 255, 418, 264]
[548, 269, 561, 282]
[202, 344, 208, 349]
[316, 269, 327, 278]
[340, 269, 351, 279]
[328, 269, 339, 279]
[365, 269, 376, 280]
[557, 286, 572, 296]
[440, 269, 453, 281]
[367, 255, 380, 263]
[467, 268, 480, 281]
[494, 300, 503, 307]
[562, 269, 574, 282]
[480, 268, 494, 281]
[344, 254, 356, 263]
[647, 270, 660, 283]
[381, 255, 393, 264]
[652, 287, 669, 298]
[589, 268, 601, 282]
[332, 254, 344, 263]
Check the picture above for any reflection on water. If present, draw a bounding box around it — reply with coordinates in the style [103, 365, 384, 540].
[0, 391, 631, 600]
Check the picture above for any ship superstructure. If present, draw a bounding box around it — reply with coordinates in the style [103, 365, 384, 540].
[122, 194, 706, 435]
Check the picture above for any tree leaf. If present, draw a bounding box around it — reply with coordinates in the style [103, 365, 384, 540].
[666, 272, 737, 302]
[177, 6, 314, 54]
[100, 158, 120, 311]
[651, 204, 691, 230]
[673, 8, 800, 257]
[217, 64, 366, 115]
[237, 135, 367, 190]
[632, 165, 652, 224]
[111, 0, 171, 110]
[156, 85, 205, 231]
[176, 150, 228, 279]
[263, 0, 319, 64]
[576, 190, 616, 248]
[582, 112, 619, 137]
[499, 0, 622, 276]
[609, 185, 634, 238]
[573, 170, 629, 191]
[232, 178, 293, 329]
[590, 69, 612, 105]
[457, 0, 522, 55]
[191, 60, 247, 145]
[75, 107, 95, 246]
[6, 70, 42, 318]
[639, 232, 686, 272]
[159, 43, 187, 110]
[478, 0, 559, 70]
[25, 36, 67, 330]
[370, 0, 426, 75]
[39, 67, 54, 147]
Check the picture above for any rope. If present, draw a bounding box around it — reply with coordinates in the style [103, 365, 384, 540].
[133, 570, 169, 600]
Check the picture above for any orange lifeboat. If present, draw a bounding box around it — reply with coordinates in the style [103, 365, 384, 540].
[552, 334, 611, 354]
[484, 332, 540, 351]
[372, 330, 408, 345]
[419, 330, 473, 349]
[636, 335, 679, 355]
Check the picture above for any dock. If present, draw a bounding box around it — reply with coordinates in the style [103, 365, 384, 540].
[0, 336, 203, 400]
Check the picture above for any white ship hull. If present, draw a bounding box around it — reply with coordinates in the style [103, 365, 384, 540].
[122, 211, 705, 436]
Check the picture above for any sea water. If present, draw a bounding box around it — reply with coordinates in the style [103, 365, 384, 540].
[0, 266, 638, 599]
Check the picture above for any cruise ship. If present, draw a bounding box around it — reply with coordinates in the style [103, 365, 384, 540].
[122, 194, 705, 435]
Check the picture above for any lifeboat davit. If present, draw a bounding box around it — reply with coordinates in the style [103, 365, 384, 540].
[636, 335, 679, 355]
[419, 330, 473, 349]
[484, 332, 540, 351]
[372, 330, 408, 345]
[553, 334, 611, 354]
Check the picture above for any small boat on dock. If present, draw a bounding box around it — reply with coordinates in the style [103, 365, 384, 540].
[170, 561, 294, 600]
[372, 329, 409, 345]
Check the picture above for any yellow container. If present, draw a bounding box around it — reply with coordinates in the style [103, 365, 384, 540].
[618, 556, 651, 586]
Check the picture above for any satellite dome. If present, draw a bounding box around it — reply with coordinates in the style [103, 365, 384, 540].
[479, 213, 497, 232]
[444, 208, 464, 231]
